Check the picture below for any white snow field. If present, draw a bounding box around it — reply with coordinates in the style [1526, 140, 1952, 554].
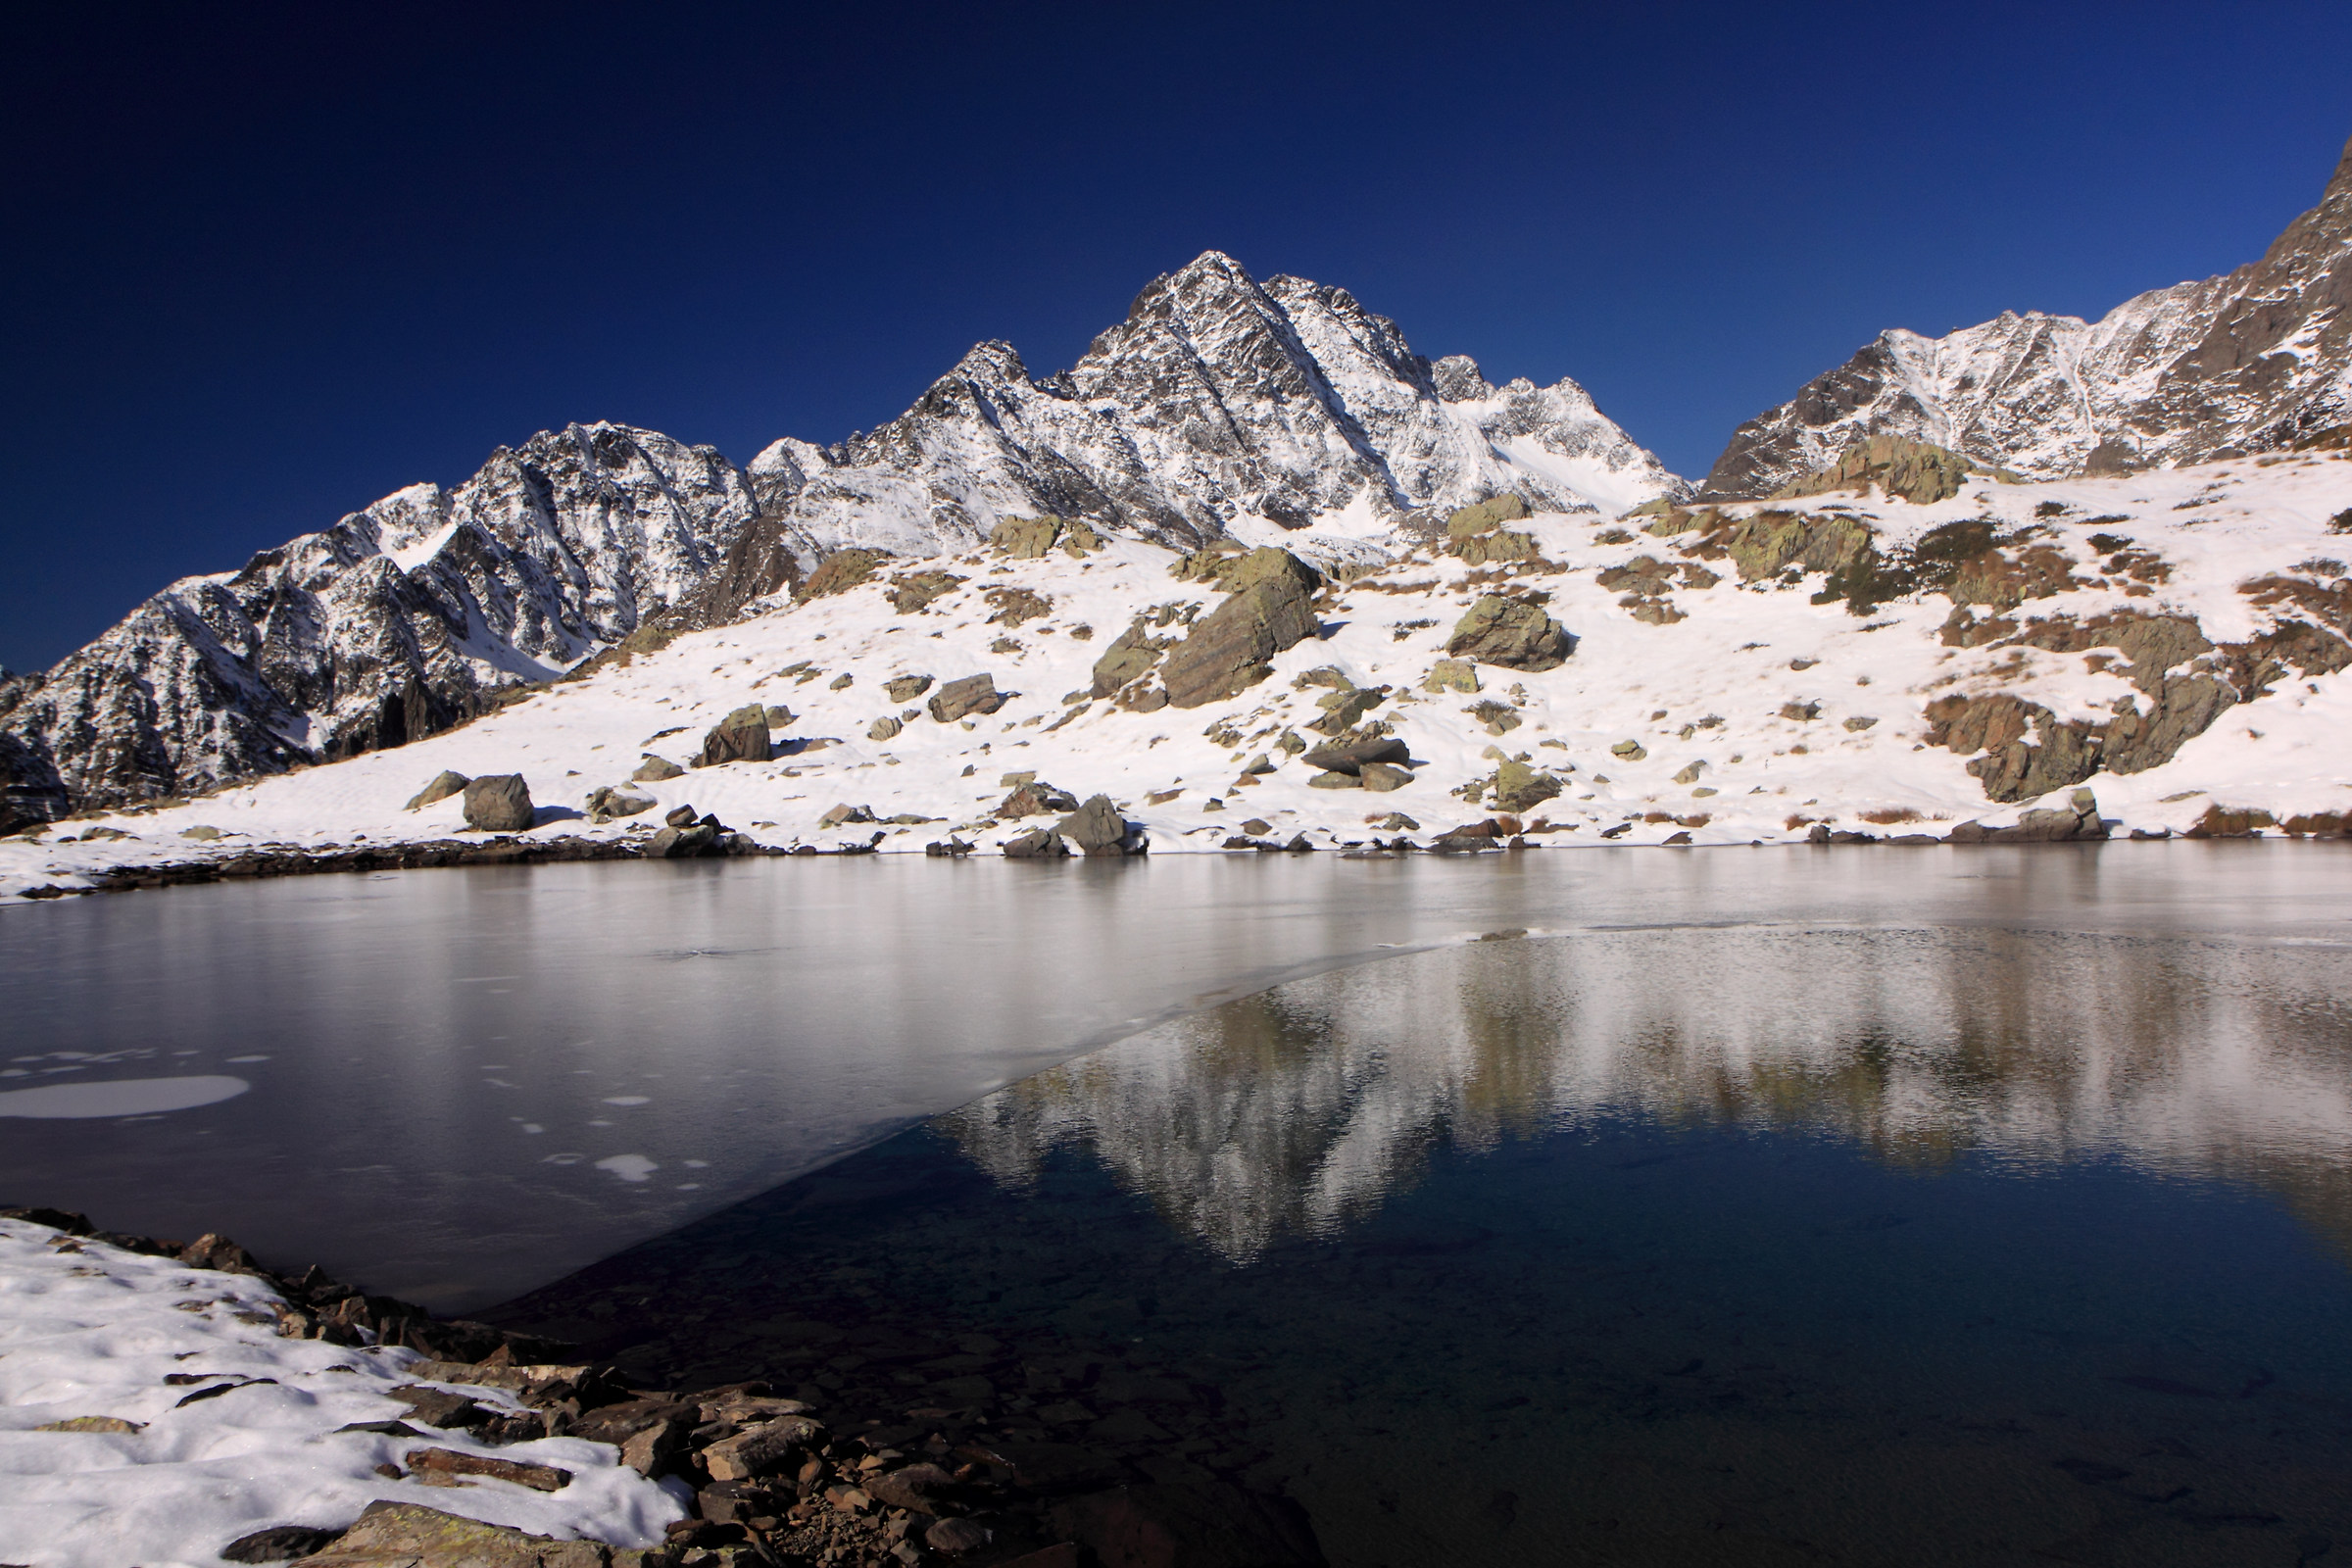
[0, 1215, 681, 1567]
[5, 450, 2351, 903]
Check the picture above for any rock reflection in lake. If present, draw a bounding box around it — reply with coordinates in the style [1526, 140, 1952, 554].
[944, 927, 2352, 1261]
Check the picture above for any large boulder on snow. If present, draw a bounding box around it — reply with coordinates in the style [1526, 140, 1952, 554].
[1161, 550, 1322, 709]
[1446, 595, 1572, 671]
[929, 674, 1005, 723]
[698, 704, 770, 766]
[461, 775, 533, 832]
[403, 770, 470, 811]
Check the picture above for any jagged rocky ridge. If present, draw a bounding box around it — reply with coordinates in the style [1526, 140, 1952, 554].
[0, 252, 1673, 824]
[1703, 133, 2352, 499]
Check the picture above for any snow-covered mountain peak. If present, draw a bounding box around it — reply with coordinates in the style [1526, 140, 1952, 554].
[5, 250, 1680, 813]
[1706, 130, 2352, 497]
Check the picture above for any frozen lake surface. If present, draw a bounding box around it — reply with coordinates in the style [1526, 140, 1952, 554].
[2, 845, 2345, 1321]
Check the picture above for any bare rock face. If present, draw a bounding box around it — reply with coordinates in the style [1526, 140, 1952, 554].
[0, 720, 68, 837]
[1446, 595, 1573, 671]
[460, 774, 533, 832]
[1704, 133, 2352, 496]
[1160, 550, 1322, 709]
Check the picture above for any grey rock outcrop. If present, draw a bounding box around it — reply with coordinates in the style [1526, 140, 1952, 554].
[1446, 595, 1573, 670]
[1090, 621, 1171, 697]
[1299, 737, 1409, 774]
[1491, 760, 1563, 813]
[582, 785, 655, 823]
[1160, 550, 1322, 708]
[927, 673, 1005, 723]
[1002, 827, 1070, 858]
[1055, 794, 1138, 856]
[403, 770, 469, 810]
[630, 755, 683, 782]
[1704, 132, 2352, 496]
[460, 774, 533, 832]
[697, 704, 770, 766]
[1948, 788, 2111, 844]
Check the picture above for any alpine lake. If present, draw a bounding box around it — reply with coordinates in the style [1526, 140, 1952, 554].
[5, 845, 2350, 1566]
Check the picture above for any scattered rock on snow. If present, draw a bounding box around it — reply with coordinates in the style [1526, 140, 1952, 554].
[582, 786, 655, 823]
[461, 775, 534, 833]
[630, 756, 684, 783]
[698, 706, 770, 766]
[928, 673, 1006, 723]
[1446, 595, 1572, 671]
[1160, 550, 1322, 709]
[403, 771, 470, 811]
[1422, 659, 1479, 694]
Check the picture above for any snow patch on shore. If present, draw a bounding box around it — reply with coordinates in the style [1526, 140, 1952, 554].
[0, 1216, 681, 1567]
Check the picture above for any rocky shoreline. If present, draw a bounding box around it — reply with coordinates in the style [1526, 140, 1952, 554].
[10, 785, 2342, 903]
[0, 1205, 1324, 1568]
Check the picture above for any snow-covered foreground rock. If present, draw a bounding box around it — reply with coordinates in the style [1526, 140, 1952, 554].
[5, 445, 2350, 902]
[0, 1215, 681, 1568]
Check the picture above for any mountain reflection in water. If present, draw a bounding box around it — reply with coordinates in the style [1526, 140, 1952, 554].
[503, 918, 2352, 1566]
[945, 928, 2352, 1262]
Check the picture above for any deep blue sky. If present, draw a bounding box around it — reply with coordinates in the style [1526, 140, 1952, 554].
[6, 2, 2349, 672]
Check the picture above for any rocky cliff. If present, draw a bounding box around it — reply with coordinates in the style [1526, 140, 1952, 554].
[0, 253, 1673, 816]
[1702, 134, 2352, 498]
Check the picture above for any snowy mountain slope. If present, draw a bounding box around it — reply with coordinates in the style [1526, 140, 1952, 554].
[10, 448, 2352, 900]
[754, 252, 1677, 559]
[1703, 133, 2352, 498]
[0, 424, 756, 819]
[0, 254, 1675, 823]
